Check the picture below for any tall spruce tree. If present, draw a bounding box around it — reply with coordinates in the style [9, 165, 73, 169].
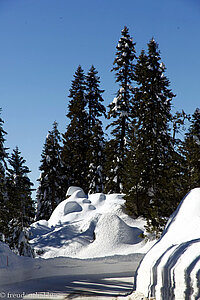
[36, 121, 64, 221]
[105, 26, 136, 193]
[184, 108, 200, 189]
[168, 110, 191, 204]
[125, 39, 176, 234]
[124, 50, 149, 216]
[6, 147, 35, 256]
[0, 109, 8, 241]
[62, 66, 90, 193]
[86, 65, 106, 129]
[85, 66, 106, 193]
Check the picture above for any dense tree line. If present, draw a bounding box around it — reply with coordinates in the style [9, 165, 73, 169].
[0, 110, 35, 256]
[0, 27, 199, 254]
[36, 27, 199, 234]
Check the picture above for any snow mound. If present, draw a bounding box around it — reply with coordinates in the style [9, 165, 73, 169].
[77, 213, 143, 258]
[0, 241, 32, 275]
[0, 241, 16, 267]
[66, 186, 85, 197]
[96, 214, 142, 245]
[30, 189, 155, 259]
[135, 188, 200, 300]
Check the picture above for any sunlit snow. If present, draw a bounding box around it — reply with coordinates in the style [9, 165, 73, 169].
[135, 188, 200, 300]
[30, 188, 154, 259]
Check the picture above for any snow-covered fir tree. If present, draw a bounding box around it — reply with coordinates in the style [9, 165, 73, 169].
[125, 39, 176, 234]
[36, 121, 65, 220]
[105, 26, 136, 193]
[6, 146, 35, 256]
[85, 66, 106, 193]
[167, 110, 191, 207]
[85, 65, 106, 128]
[62, 65, 90, 193]
[0, 109, 8, 241]
[184, 108, 200, 189]
[87, 122, 105, 193]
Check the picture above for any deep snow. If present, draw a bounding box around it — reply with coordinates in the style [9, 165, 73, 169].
[30, 188, 155, 259]
[3, 187, 200, 299]
[135, 188, 200, 300]
[0, 187, 153, 299]
[0, 251, 144, 299]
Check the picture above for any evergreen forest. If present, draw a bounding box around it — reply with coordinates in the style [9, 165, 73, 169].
[0, 27, 199, 256]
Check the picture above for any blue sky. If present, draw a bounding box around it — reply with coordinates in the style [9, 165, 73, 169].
[0, 0, 199, 197]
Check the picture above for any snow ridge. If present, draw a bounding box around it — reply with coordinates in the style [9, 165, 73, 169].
[135, 188, 200, 300]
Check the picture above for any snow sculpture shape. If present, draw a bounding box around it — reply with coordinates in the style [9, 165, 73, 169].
[135, 188, 200, 300]
[82, 199, 91, 204]
[66, 186, 85, 197]
[64, 201, 82, 215]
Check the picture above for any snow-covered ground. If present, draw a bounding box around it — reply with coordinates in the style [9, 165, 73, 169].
[0, 251, 144, 299]
[0, 187, 154, 299]
[135, 187, 200, 300]
[2, 187, 200, 299]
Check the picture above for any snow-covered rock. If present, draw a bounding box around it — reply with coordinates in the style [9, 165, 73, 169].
[135, 188, 200, 300]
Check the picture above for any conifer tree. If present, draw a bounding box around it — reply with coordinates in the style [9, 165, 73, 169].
[184, 108, 200, 189]
[6, 147, 35, 256]
[36, 121, 64, 221]
[104, 139, 120, 193]
[0, 109, 8, 241]
[167, 110, 191, 204]
[86, 65, 106, 128]
[125, 39, 176, 233]
[106, 26, 136, 193]
[87, 121, 105, 193]
[85, 66, 106, 193]
[62, 66, 90, 193]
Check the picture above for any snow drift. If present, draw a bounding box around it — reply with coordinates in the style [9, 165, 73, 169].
[0, 187, 151, 294]
[30, 188, 155, 259]
[135, 188, 200, 300]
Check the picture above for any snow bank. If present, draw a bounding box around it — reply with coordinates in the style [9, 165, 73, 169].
[135, 188, 200, 300]
[0, 241, 35, 285]
[0, 235, 145, 288]
[0, 188, 155, 291]
[77, 214, 143, 258]
[30, 190, 155, 259]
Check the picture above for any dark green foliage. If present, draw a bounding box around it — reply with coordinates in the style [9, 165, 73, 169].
[125, 39, 177, 234]
[87, 122, 105, 193]
[184, 108, 200, 189]
[6, 147, 35, 256]
[62, 65, 90, 193]
[168, 110, 191, 209]
[106, 26, 136, 193]
[0, 109, 8, 241]
[86, 66, 106, 193]
[85, 65, 106, 129]
[36, 121, 65, 221]
[104, 139, 123, 193]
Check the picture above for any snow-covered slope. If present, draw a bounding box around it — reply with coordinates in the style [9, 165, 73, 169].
[135, 188, 200, 300]
[30, 188, 155, 259]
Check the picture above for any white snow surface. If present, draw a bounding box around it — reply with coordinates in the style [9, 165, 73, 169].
[136, 187, 200, 300]
[2, 188, 200, 299]
[30, 191, 155, 259]
[0, 189, 153, 299]
[0, 239, 145, 298]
